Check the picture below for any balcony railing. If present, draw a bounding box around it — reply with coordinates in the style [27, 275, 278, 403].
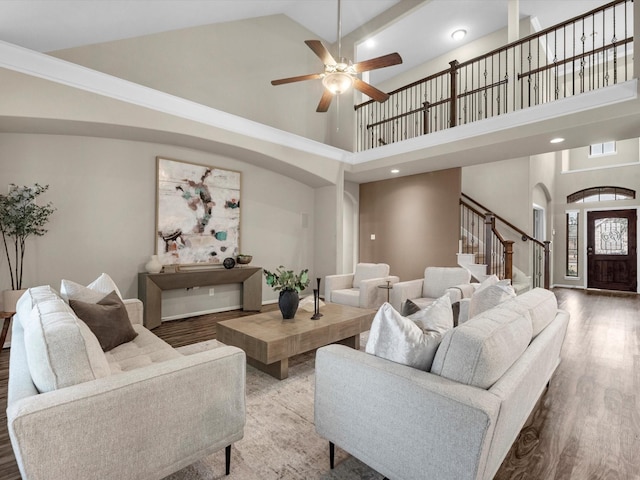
[355, 0, 634, 152]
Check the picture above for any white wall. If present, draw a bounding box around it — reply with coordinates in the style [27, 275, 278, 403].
[461, 155, 554, 274]
[51, 15, 329, 144]
[0, 133, 317, 318]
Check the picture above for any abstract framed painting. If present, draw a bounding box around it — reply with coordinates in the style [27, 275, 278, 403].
[155, 157, 241, 267]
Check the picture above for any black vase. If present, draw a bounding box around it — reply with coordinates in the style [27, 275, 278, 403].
[278, 289, 299, 319]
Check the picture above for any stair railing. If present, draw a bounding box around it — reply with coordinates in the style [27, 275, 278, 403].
[461, 193, 550, 289]
[459, 200, 513, 281]
[355, 0, 633, 152]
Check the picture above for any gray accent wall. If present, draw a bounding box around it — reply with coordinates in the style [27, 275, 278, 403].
[358, 169, 461, 281]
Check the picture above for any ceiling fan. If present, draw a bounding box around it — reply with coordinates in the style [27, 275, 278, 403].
[270, 0, 402, 112]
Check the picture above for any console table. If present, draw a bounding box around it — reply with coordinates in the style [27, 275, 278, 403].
[138, 267, 262, 329]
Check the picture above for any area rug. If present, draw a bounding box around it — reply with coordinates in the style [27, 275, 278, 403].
[163, 334, 383, 480]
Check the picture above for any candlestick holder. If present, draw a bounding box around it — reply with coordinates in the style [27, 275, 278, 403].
[311, 288, 322, 320]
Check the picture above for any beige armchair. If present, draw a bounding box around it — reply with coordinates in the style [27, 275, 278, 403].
[389, 266, 472, 312]
[325, 263, 399, 309]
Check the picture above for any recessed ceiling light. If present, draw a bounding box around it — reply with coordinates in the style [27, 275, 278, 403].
[366, 39, 375, 48]
[391, 169, 400, 174]
[451, 29, 467, 41]
[550, 137, 565, 144]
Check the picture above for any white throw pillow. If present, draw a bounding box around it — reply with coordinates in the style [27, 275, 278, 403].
[475, 274, 499, 292]
[15, 285, 60, 329]
[60, 273, 122, 303]
[23, 298, 111, 393]
[468, 279, 516, 318]
[365, 296, 453, 371]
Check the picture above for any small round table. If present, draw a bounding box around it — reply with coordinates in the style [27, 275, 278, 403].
[378, 281, 393, 303]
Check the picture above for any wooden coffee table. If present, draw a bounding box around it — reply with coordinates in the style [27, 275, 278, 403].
[217, 303, 376, 380]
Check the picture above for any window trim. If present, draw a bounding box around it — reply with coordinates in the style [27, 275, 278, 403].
[567, 186, 635, 204]
[566, 210, 579, 278]
[588, 141, 616, 158]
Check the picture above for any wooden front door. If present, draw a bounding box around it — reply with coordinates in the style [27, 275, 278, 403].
[587, 209, 637, 292]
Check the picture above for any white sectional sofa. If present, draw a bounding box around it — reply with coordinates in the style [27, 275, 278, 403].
[315, 288, 569, 480]
[7, 285, 246, 480]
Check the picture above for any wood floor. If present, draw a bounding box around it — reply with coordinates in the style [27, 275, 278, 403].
[0, 289, 638, 479]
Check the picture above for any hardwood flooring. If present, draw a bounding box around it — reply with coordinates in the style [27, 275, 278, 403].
[0, 289, 638, 479]
[495, 288, 640, 480]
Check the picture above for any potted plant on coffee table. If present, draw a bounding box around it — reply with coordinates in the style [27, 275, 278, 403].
[264, 266, 310, 319]
[0, 184, 55, 311]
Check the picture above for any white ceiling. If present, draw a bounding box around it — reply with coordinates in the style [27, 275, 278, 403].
[0, 0, 608, 87]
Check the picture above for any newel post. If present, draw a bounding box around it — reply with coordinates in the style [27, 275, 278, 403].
[484, 213, 494, 276]
[504, 240, 514, 281]
[543, 241, 551, 289]
[449, 60, 459, 128]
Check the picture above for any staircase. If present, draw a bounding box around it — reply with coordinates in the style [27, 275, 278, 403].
[459, 194, 550, 289]
[456, 252, 491, 283]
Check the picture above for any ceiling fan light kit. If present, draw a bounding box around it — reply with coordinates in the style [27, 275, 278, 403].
[322, 61, 355, 94]
[270, 0, 402, 112]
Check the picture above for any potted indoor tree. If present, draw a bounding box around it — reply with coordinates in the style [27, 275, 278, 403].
[264, 266, 310, 319]
[0, 184, 55, 311]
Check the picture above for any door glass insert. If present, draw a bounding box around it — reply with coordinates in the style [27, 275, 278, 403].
[594, 217, 628, 255]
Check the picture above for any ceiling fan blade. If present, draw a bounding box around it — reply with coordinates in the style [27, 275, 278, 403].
[305, 40, 336, 65]
[316, 89, 334, 112]
[271, 73, 323, 85]
[353, 52, 403, 73]
[353, 78, 389, 103]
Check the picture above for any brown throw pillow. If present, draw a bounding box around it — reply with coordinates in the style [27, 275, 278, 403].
[70, 290, 138, 352]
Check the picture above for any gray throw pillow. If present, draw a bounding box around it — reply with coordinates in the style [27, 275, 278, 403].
[401, 298, 421, 316]
[70, 290, 138, 351]
[365, 295, 453, 371]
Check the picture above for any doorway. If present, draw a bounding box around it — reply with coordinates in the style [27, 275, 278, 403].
[587, 209, 637, 292]
[533, 204, 545, 241]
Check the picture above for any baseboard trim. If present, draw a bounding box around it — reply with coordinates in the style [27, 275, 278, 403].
[161, 300, 278, 322]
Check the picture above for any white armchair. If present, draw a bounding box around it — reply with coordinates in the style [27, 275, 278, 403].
[389, 266, 472, 312]
[325, 263, 399, 309]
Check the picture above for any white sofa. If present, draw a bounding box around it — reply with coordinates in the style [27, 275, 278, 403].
[315, 288, 569, 480]
[325, 263, 399, 309]
[7, 286, 246, 480]
[389, 266, 473, 312]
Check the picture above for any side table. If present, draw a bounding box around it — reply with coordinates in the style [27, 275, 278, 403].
[1, 311, 15, 354]
[378, 280, 393, 303]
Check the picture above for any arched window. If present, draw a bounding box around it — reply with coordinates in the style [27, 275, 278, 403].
[567, 186, 635, 204]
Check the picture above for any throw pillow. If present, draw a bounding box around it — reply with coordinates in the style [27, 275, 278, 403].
[406, 294, 453, 333]
[401, 298, 421, 317]
[69, 290, 137, 351]
[476, 274, 500, 292]
[468, 279, 516, 318]
[365, 296, 453, 371]
[60, 273, 122, 303]
[24, 298, 111, 393]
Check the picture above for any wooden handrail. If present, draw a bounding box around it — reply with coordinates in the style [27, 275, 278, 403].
[457, 0, 628, 69]
[459, 198, 484, 218]
[354, 0, 629, 112]
[518, 37, 633, 80]
[461, 193, 545, 248]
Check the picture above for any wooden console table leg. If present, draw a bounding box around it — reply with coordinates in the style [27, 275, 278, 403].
[242, 269, 263, 311]
[247, 356, 289, 380]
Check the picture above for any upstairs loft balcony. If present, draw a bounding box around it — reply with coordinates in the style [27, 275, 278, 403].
[354, 0, 635, 153]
